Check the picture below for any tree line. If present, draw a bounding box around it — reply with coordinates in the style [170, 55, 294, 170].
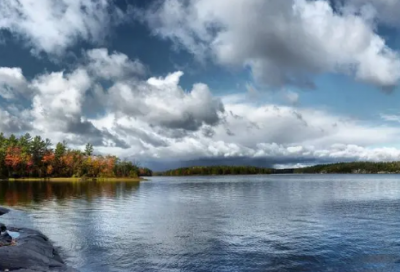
[155, 161, 400, 176]
[155, 165, 273, 176]
[0, 133, 152, 179]
[294, 161, 400, 174]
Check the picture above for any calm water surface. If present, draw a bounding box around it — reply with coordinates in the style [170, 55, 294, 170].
[1, 175, 400, 271]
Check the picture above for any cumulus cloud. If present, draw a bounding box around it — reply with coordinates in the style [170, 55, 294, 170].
[2, 1, 400, 169]
[137, 0, 400, 89]
[85, 48, 146, 80]
[0, 49, 225, 150]
[0, 108, 31, 133]
[107, 71, 224, 131]
[2, 47, 400, 169]
[0, 0, 124, 56]
[0, 67, 29, 100]
[31, 68, 91, 132]
[88, 75, 400, 168]
[94, 83, 400, 170]
[339, 0, 400, 27]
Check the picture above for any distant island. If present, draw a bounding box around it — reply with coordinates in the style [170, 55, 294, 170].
[156, 161, 400, 176]
[155, 166, 274, 176]
[293, 161, 400, 174]
[0, 133, 152, 181]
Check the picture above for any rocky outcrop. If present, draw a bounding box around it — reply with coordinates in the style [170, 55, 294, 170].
[0, 207, 77, 272]
[0, 206, 9, 216]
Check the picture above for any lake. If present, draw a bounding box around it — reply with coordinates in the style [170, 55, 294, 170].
[1, 175, 400, 271]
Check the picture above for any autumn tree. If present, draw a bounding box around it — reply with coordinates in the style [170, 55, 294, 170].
[0, 134, 146, 179]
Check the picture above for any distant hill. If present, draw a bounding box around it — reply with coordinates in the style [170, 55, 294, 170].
[294, 161, 400, 174]
[154, 165, 274, 176]
[154, 161, 400, 176]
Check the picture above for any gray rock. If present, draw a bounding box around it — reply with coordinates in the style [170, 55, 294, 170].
[0, 206, 9, 215]
[0, 207, 78, 272]
[0, 222, 6, 232]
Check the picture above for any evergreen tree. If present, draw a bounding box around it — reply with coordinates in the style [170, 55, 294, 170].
[85, 143, 94, 156]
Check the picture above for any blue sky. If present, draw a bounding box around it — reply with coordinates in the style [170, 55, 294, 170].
[1, 0, 400, 170]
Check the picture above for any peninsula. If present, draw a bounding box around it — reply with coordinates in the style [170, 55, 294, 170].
[0, 133, 152, 181]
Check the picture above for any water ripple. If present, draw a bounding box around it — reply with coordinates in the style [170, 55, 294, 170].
[2, 175, 400, 271]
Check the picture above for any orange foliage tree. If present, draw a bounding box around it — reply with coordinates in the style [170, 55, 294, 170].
[0, 133, 151, 179]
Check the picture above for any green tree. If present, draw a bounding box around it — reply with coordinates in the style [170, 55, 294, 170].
[85, 143, 94, 156]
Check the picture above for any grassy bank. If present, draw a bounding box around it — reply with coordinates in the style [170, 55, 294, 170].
[1, 177, 144, 182]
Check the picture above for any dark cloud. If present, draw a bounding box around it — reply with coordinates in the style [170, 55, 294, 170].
[229, 111, 242, 119]
[202, 126, 215, 138]
[153, 127, 189, 139]
[226, 128, 235, 136]
[292, 111, 308, 127]
[141, 156, 359, 172]
[66, 119, 129, 148]
[116, 124, 168, 147]
[0, 118, 31, 133]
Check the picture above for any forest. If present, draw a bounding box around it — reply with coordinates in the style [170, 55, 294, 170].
[3, 132, 397, 180]
[0, 133, 152, 179]
[155, 165, 273, 176]
[156, 161, 400, 176]
[294, 161, 400, 174]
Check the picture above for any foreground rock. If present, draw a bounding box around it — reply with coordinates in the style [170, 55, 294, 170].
[0, 207, 77, 272]
[0, 206, 9, 215]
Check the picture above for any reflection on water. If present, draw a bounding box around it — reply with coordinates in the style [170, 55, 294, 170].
[2, 175, 400, 271]
[0, 181, 140, 206]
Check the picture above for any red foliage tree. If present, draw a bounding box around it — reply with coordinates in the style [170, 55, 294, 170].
[5, 147, 22, 170]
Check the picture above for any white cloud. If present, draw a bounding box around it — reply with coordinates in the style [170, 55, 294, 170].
[284, 90, 299, 105]
[0, 0, 124, 56]
[1, 49, 225, 148]
[341, 0, 400, 27]
[0, 108, 31, 133]
[106, 71, 224, 131]
[88, 76, 400, 166]
[2, 48, 400, 168]
[30, 68, 92, 133]
[0, 67, 29, 100]
[138, 0, 400, 89]
[85, 48, 146, 80]
[380, 113, 400, 123]
[2, 1, 400, 169]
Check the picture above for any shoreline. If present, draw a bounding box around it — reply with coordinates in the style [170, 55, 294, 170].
[0, 177, 145, 182]
[155, 172, 400, 177]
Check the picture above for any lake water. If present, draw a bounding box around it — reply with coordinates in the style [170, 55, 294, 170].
[2, 175, 400, 271]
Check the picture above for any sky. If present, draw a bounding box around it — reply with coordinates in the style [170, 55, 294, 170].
[2, 0, 400, 170]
